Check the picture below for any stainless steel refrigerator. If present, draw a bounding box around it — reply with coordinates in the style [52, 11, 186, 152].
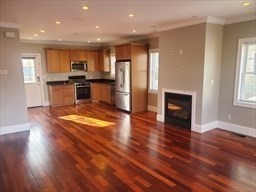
[115, 61, 131, 112]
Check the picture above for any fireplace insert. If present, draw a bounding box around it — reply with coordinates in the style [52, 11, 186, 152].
[164, 92, 192, 129]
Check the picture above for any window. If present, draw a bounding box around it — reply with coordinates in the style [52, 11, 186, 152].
[22, 57, 36, 83]
[110, 53, 116, 77]
[149, 49, 159, 93]
[234, 37, 256, 108]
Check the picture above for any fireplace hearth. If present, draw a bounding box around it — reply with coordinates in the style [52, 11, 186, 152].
[165, 92, 192, 129]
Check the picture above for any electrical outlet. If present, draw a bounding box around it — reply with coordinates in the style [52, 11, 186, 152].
[228, 114, 232, 120]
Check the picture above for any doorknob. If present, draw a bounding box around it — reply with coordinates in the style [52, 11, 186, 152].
[37, 76, 40, 83]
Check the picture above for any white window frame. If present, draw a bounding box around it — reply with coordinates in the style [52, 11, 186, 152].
[148, 49, 159, 94]
[110, 53, 116, 78]
[234, 37, 256, 109]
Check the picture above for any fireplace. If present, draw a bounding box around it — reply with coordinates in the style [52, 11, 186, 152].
[165, 92, 192, 129]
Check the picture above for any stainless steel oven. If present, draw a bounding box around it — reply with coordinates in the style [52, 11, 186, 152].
[74, 83, 91, 103]
[68, 75, 91, 104]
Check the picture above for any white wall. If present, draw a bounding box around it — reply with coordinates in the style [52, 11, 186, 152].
[0, 27, 28, 133]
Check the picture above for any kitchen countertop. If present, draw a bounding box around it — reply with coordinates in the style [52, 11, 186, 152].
[46, 79, 115, 86]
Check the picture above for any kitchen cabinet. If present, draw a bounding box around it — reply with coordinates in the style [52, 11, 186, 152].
[46, 49, 60, 72]
[70, 50, 87, 61]
[87, 51, 99, 72]
[115, 43, 148, 113]
[98, 49, 110, 72]
[91, 83, 114, 105]
[59, 50, 71, 72]
[45, 49, 70, 72]
[115, 44, 131, 60]
[48, 84, 74, 107]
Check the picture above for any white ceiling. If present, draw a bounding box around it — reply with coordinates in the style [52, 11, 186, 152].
[0, 0, 255, 45]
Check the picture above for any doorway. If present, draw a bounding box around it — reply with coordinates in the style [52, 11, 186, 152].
[21, 54, 43, 107]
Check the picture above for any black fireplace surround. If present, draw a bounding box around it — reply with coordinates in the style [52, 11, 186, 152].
[164, 92, 192, 129]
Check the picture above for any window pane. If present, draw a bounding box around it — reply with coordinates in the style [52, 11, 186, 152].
[239, 43, 256, 103]
[110, 54, 116, 76]
[22, 58, 36, 83]
[149, 51, 159, 91]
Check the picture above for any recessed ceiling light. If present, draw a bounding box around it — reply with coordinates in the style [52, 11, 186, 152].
[97, 38, 101, 41]
[132, 30, 136, 33]
[129, 14, 134, 17]
[34, 34, 38, 36]
[56, 21, 61, 24]
[29, 37, 33, 39]
[40, 30, 45, 33]
[242, 2, 250, 6]
[82, 6, 89, 10]
[88, 40, 91, 43]
[58, 39, 62, 41]
[96, 25, 100, 29]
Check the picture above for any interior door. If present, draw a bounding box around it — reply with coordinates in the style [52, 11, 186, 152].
[22, 55, 43, 107]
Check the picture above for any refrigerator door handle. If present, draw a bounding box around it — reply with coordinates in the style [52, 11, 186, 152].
[122, 68, 125, 88]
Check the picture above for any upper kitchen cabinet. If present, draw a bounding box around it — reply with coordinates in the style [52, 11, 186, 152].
[87, 51, 98, 72]
[70, 50, 87, 61]
[98, 49, 110, 72]
[59, 50, 71, 72]
[46, 49, 59, 72]
[115, 44, 131, 60]
[45, 49, 70, 73]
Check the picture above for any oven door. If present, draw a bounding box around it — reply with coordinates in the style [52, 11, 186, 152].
[75, 85, 91, 103]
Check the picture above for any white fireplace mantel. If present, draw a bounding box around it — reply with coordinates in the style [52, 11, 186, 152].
[157, 88, 198, 132]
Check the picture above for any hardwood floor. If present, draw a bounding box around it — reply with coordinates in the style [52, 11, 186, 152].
[0, 103, 255, 192]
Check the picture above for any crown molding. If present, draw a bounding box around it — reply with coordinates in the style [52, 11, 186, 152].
[157, 16, 225, 32]
[224, 14, 256, 25]
[20, 39, 102, 47]
[0, 22, 21, 29]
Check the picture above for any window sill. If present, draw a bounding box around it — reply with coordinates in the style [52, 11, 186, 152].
[148, 90, 158, 94]
[234, 101, 256, 109]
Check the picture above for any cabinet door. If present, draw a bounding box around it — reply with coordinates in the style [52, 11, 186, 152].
[59, 50, 70, 72]
[115, 45, 131, 60]
[70, 50, 79, 61]
[101, 84, 111, 103]
[87, 51, 99, 72]
[63, 85, 74, 105]
[51, 86, 64, 106]
[78, 50, 87, 61]
[98, 50, 110, 72]
[91, 83, 100, 100]
[46, 49, 60, 72]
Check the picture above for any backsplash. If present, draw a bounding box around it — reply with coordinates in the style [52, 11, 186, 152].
[44, 71, 102, 82]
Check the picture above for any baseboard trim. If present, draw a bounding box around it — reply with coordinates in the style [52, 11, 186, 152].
[157, 114, 164, 122]
[156, 117, 255, 137]
[0, 123, 30, 135]
[218, 121, 256, 138]
[147, 105, 158, 112]
[43, 101, 49, 106]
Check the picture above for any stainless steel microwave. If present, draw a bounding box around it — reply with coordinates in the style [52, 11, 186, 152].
[71, 61, 87, 71]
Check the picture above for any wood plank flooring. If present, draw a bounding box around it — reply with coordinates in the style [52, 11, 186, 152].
[0, 103, 255, 192]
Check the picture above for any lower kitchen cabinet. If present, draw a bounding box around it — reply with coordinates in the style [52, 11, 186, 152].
[91, 83, 115, 105]
[48, 84, 74, 107]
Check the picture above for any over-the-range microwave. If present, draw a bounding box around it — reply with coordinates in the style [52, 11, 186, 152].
[71, 61, 87, 71]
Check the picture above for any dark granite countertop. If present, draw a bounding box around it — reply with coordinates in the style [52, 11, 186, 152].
[88, 79, 115, 85]
[46, 80, 72, 86]
[46, 79, 115, 86]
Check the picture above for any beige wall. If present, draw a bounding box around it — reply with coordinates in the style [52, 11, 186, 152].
[20, 43, 103, 103]
[158, 23, 206, 124]
[218, 20, 256, 128]
[0, 27, 28, 127]
[201, 23, 223, 124]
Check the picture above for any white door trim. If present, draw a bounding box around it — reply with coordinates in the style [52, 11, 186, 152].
[22, 53, 44, 107]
